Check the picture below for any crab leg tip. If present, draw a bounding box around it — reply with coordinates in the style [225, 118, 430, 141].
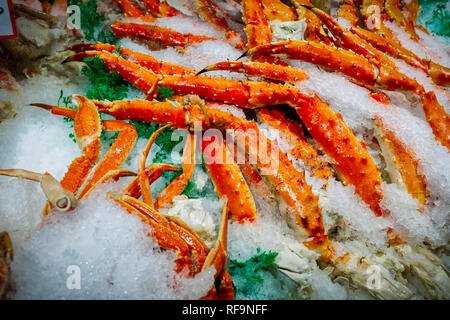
[29, 103, 54, 110]
[237, 51, 248, 60]
[196, 68, 208, 76]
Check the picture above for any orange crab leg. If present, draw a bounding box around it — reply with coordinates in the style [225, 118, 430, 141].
[79, 120, 138, 199]
[193, 0, 245, 49]
[375, 117, 428, 209]
[111, 21, 217, 50]
[306, 6, 397, 68]
[296, 94, 385, 216]
[198, 60, 307, 82]
[385, 0, 418, 40]
[350, 27, 450, 87]
[257, 108, 334, 181]
[138, 125, 169, 206]
[247, 40, 424, 93]
[140, 0, 181, 17]
[69, 43, 195, 76]
[113, 0, 156, 22]
[201, 134, 258, 223]
[154, 132, 196, 209]
[260, 0, 298, 22]
[420, 91, 450, 150]
[337, 0, 360, 27]
[124, 163, 181, 198]
[291, 0, 333, 44]
[241, 0, 271, 48]
[108, 193, 193, 274]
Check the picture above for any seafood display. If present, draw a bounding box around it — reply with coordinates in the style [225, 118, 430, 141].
[0, 0, 449, 300]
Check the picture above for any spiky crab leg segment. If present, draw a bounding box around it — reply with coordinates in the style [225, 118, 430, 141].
[307, 6, 397, 68]
[37, 99, 139, 199]
[350, 26, 426, 72]
[203, 111, 325, 237]
[337, 0, 360, 27]
[138, 125, 169, 206]
[111, 21, 216, 49]
[241, 0, 272, 48]
[154, 133, 196, 209]
[359, 0, 396, 39]
[260, 0, 298, 22]
[108, 193, 193, 274]
[140, 0, 181, 17]
[420, 91, 450, 150]
[78, 119, 138, 199]
[201, 134, 258, 223]
[247, 40, 424, 93]
[198, 60, 307, 83]
[247, 40, 378, 87]
[68, 51, 159, 96]
[296, 94, 385, 216]
[159, 74, 301, 108]
[69, 43, 195, 76]
[63, 96, 102, 195]
[291, 0, 332, 44]
[374, 117, 427, 208]
[124, 163, 181, 198]
[384, 0, 418, 40]
[165, 216, 209, 274]
[193, 0, 245, 49]
[112, 0, 156, 22]
[257, 108, 334, 181]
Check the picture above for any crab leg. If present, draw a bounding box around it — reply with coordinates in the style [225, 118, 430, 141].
[306, 5, 397, 68]
[68, 43, 195, 76]
[0, 232, 13, 299]
[291, 0, 331, 44]
[111, 21, 217, 50]
[247, 40, 422, 93]
[260, 0, 297, 22]
[384, 0, 418, 40]
[193, 0, 245, 49]
[337, 0, 360, 27]
[140, 0, 181, 17]
[154, 132, 196, 209]
[138, 125, 170, 206]
[197, 60, 307, 82]
[257, 108, 334, 181]
[201, 134, 258, 222]
[30, 98, 138, 200]
[108, 193, 193, 274]
[124, 163, 181, 198]
[112, 0, 156, 22]
[241, 0, 271, 48]
[350, 27, 450, 86]
[374, 116, 428, 209]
